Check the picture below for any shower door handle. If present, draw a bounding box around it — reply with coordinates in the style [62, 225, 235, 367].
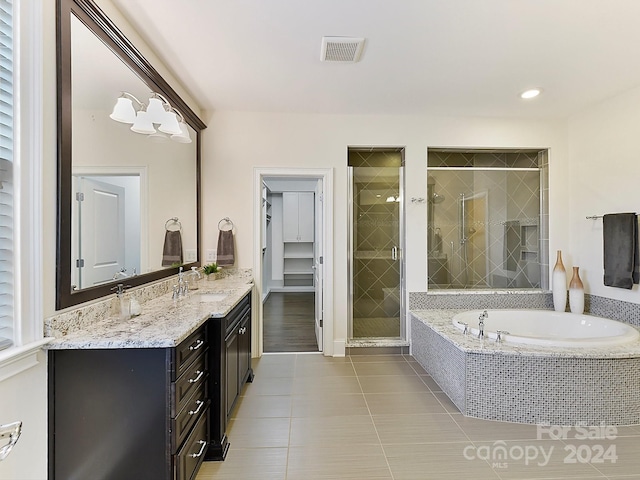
[391, 246, 398, 261]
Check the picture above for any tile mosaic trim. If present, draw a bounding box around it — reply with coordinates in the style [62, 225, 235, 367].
[409, 291, 554, 311]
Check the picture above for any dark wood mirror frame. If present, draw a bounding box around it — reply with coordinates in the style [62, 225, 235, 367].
[56, 0, 206, 309]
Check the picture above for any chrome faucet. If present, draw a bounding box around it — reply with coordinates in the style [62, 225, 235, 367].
[112, 267, 128, 280]
[478, 310, 488, 339]
[177, 267, 188, 296]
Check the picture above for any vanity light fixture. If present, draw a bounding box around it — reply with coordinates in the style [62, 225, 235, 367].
[110, 91, 191, 143]
[520, 88, 542, 99]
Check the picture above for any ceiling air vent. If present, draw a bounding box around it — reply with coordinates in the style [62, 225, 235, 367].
[320, 37, 365, 63]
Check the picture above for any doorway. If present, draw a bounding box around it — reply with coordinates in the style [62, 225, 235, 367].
[253, 168, 333, 356]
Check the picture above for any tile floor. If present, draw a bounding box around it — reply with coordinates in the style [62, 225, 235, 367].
[196, 353, 640, 480]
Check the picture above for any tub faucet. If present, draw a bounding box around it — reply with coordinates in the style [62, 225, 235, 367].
[478, 310, 488, 339]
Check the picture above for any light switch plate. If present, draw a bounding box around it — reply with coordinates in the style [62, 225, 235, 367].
[185, 249, 197, 262]
[206, 249, 216, 262]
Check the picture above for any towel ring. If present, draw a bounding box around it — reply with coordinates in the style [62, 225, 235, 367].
[165, 217, 182, 231]
[218, 217, 234, 231]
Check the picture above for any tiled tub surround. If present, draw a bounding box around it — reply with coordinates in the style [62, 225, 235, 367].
[44, 268, 253, 349]
[411, 309, 640, 425]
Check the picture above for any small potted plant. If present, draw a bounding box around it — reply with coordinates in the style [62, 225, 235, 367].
[202, 263, 221, 280]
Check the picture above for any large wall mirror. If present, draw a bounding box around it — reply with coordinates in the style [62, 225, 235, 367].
[57, 0, 206, 309]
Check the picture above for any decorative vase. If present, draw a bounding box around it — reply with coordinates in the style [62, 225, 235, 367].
[552, 250, 567, 312]
[569, 266, 585, 314]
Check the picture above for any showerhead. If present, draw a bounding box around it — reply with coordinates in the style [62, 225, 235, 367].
[431, 192, 445, 204]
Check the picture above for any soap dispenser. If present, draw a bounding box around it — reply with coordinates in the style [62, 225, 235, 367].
[187, 266, 202, 290]
[112, 283, 131, 320]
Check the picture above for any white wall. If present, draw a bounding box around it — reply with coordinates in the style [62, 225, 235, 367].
[0, 0, 204, 478]
[568, 85, 640, 303]
[201, 111, 570, 354]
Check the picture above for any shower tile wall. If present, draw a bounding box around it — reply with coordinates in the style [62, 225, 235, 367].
[427, 150, 547, 290]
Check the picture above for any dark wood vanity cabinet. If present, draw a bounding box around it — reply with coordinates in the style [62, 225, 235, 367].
[48, 325, 210, 480]
[207, 292, 254, 460]
[48, 291, 253, 479]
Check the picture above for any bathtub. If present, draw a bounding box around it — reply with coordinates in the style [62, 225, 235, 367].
[411, 308, 640, 425]
[452, 309, 640, 347]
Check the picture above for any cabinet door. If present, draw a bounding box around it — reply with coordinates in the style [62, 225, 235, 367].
[225, 332, 239, 418]
[237, 314, 251, 385]
[282, 192, 300, 242]
[297, 192, 315, 242]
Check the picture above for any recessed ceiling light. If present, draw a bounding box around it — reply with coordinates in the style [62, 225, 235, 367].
[520, 88, 542, 99]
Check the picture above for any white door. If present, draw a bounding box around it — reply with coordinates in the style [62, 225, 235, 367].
[77, 176, 126, 288]
[313, 181, 323, 350]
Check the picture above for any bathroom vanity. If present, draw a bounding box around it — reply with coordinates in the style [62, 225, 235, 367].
[46, 278, 253, 480]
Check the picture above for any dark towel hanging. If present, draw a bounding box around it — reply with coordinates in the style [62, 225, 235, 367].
[603, 213, 639, 289]
[217, 230, 235, 266]
[162, 230, 183, 266]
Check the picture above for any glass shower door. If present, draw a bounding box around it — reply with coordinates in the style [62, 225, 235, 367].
[348, 149, 404, 340]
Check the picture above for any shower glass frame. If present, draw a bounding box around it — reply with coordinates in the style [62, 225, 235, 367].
[427, 148, 549, 291]
[347, 148, 406, 342]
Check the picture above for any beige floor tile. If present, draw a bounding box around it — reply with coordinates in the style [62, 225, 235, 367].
[196, 447, 287, 480]
[294, 361, 357, 377]
[252, 354, 296, 378]
[586, 436, 640, 477]
[287, 444, 393, 480]
[373, 412, 469, 444]
[487, 439, 602, 479]
[242, 376, 294, 396]
[225, 417, 290, 448]
[232, 394, 292, 418]
[420, 374, 443, 391]
[406, 360, 428, 375]
[349, 354, 408, 363]
[295, 353, 351, 364]
[290, 415, 379, 446]
[433, 391, 461, 413]
[453, 414, 541, 441]
[364, 391, 447, 415]
[292, 374, 362, 394]
[383, 442, 501, 480]
[353, 361, 419, 376]
[291, 393, 369, 417]
[358, 374, 431, 393]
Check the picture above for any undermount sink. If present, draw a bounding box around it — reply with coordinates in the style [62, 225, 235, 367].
[197, 293, 228, 302]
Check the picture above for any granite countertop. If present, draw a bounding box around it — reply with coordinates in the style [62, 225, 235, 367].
[45, 275, 253, 350]
[411, 309, 640, 359]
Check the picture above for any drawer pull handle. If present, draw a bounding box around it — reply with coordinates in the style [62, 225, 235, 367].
[189, 339, 204, 351]
[188, 400, 205, 416]
[189, 440, 207, 458]
[188, 370, 204, 384]
[238, 327, 247, 335]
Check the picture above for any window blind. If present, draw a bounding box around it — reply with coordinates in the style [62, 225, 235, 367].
[0, 0, 14, 350]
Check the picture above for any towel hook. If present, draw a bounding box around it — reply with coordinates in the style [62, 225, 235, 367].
[165, 217, 182, 231]
[218, 217, 234, 231]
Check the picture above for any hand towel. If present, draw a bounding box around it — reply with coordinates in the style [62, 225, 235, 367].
[162, 230, 183, 266]
[217, 230, 235, 266]
[603, 213, 639, 289]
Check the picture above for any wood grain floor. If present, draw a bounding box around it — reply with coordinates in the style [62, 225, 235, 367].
[263, 292, 319, 353]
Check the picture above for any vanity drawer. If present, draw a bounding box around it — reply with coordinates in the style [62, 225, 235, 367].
[175, 411, 209, 480]
[175, 327, 208, 378]
[173, 381, 209, 448]
[224, 294, 251, 335]
[174, 351, 208, 416]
